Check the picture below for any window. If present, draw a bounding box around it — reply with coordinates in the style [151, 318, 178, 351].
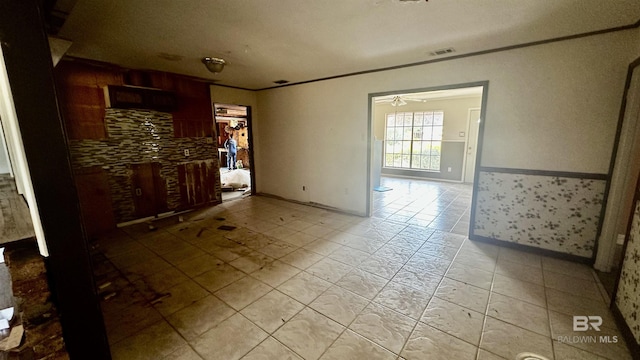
[384, 111, 443, 171]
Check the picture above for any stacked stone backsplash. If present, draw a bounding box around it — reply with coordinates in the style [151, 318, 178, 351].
[68, 108, 221, 223]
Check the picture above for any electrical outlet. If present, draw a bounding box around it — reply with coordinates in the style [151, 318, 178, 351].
[447, 167, 452, 172]
[184, 149, 190, 156]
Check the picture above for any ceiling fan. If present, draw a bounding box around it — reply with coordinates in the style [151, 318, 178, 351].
[375, 95, 427, 106]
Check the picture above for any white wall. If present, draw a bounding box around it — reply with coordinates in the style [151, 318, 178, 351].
[255, 30, 636, 215]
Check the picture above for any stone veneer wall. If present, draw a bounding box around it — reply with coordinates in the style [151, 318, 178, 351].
[68, 108, 221, 222]
[472, 170, 606, 258]
[616, 200, 640, 346]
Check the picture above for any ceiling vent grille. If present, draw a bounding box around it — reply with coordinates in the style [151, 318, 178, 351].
[429, 47, 455, 56]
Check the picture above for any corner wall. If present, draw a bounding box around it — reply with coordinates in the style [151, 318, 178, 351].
[256, 30, 636, 220]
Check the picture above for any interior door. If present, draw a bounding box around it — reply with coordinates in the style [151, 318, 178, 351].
[464, 108, 481, 183]
[74, 166, 116, 237]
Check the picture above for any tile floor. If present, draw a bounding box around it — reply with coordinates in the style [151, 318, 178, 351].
[91, 177, 632, 360]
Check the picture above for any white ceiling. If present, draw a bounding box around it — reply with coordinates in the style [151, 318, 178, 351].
[57, 0, 640, 90]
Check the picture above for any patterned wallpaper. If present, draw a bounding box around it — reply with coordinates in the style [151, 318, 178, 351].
[472, 171, 606, 258]
[68, 108, 221, 222]
[616, 200, 640, 344]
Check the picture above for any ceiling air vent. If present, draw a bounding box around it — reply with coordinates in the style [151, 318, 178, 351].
[429, 47, 455, 56]
[273, 80, 289, 85]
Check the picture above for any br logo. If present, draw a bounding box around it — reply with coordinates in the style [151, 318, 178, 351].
[573, 316, 602, 331]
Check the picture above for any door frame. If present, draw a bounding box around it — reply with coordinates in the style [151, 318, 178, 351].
[596, 56, 640, 271]
[367, 81, 490, 216]
[213, 102, 256, 196]
[463, 107, 482, 183]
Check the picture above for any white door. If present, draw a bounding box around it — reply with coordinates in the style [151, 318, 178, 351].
[464, 108, 481, 183]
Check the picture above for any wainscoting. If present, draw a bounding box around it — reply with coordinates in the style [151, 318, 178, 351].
[471, 168, 607, 259]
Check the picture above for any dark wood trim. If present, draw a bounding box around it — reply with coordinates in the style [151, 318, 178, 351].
[611, 303, 640, 359]
[469, 234, 594, 264]
[478, 166, 609, 180]
[0, 0, 111, 358]
[246, 106, 257, 195]
[257, 23, 639, 91]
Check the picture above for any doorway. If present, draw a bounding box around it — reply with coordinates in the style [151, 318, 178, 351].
[368, 83, 487, 217]
[214, 103, 255, 202]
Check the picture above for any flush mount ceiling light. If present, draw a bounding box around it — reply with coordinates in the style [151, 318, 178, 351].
[202, 57, 226, 73]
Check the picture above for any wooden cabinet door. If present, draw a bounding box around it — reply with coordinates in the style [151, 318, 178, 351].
[178, 160, 217, 208]
[74, 167, 116, 237]
[131, 162, 167, 217]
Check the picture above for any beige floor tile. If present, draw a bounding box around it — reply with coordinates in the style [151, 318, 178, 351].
[162, 344, 204, 360]
[349, 302, 416, 354]
[257, 241, 298, 259]
[307, 257, 353, 282]
[133, 266, 191, 300]
[283, 220, 315, 232]
[193, 263, 246, 292]
[401, 322, 478, 360]
[273, 308, 345, 360]
[328, 246, 371, 265]
[277, 271, 332, 304]
[191, 313, 269, 360]
[458, 239, 500, 258]
[426, 231, 466, 249]
[161, 244, 207, 265]
[497, 248, 542, 268]
[111, 320, 186, 360]
[153, 280, 209, 316]
[358, 255, 403, 279]
[166, 295, 235, 340]
[494, 259, 544, 285]
[415, 243, 459, 261]
[320, 330, 396, 360]
[175, 254, 224, 278]
[309, 285, 369, 326]
[104, 302, 164, 344]
[445, 262, 494, 290]
[480, 317, 553, 360]
[241, 290, 304, 333]
[420, 297, 484, 345]
[543, 270, 601, 299]
[392, 266, 442, 295]
[241, 337, 302, 360]
[553, 341, 610, 360]
[281, 231, 318, 247]
[121, 256, 173, 281]
[549, 310, 631, 360]
[215, 276, 272, 310]
[251, 260, 300, 287]
[451, 251, 496, 272]
[336, 268, 388, 299]
[434, 278, 489, 313]
[486, 292, 549, 336]
[491, 274, 546, 307]
[545, 288, 614, 323]
[542, 257, 596, 281]
[304, 238, 344, 256]
[373, 281, 431, 319]
[303, 224, 336, 238]
[230, 251, 275, 273]
[386, 235, 425, 252]
[279, 248, 324, 269]
[476, 349, 507, 360]
[374, 244, 416, 263]
[404, 253, 452, 276]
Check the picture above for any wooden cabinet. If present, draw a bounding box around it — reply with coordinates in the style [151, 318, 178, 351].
[74, 167, 116, 237]
[131, 162, 167, 217]
[177, 160, 218, 207]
